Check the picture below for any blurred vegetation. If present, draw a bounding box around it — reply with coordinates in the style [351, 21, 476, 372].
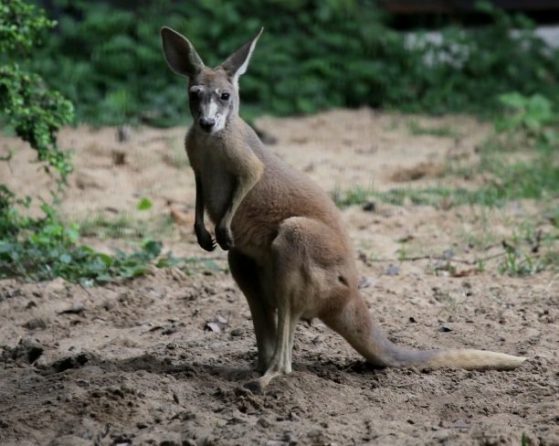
[30, 0, 559, 126]
[335, 93, 558, 210]
[0, 0, 73, 180]
[0, 1, 188, 285]
[334, 91, 559, 276]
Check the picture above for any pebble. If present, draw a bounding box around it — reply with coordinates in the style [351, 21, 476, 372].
[385, 264, 400, 276]
[23, 318, 47, 330]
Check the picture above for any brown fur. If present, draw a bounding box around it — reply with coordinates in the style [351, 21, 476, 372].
[161, 27, 526, 391]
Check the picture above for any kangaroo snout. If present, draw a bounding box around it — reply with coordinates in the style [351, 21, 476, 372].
[199, 117, 215, 132]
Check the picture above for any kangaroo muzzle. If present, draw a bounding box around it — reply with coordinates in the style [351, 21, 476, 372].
[199, 117, 215, 132]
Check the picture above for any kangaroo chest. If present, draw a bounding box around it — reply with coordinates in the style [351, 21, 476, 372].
[200, 166, 234, 223]
[190, 141, 235, 224]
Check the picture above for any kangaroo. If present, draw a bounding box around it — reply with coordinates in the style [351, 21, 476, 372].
[160, 27, 526, 391]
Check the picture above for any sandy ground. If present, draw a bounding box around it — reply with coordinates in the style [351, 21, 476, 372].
[0, 109, 558, 445]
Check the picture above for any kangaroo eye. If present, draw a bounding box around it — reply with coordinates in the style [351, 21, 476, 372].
[220, 92, 230, 101]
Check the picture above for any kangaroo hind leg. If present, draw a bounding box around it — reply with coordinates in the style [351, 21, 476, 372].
[228, 249, 276, 373]
[248, 217, 338, 392]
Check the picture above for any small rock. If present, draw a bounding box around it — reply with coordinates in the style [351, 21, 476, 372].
[101, 300, 114, 311]
[358, 276, 375, 289]
[205, 322, 222, 333]
[162, 326, 177, 335]
[23, 318, 47, 330]
[439, 325, 453, 333]
[362, 201, 376, 212]
[257, 417, 272, 428]
[385, 264, 400, 276]
[75, 171, 104, 190]
[204, 316, 228, 333]
[230, 328, 243, 337]
[282, 431, 297, 444]
[6, 339, 44, 363]
[442, 249, 454, 259]
[58, 303, 86, 315]
[52, 353, 90, 373]
[358, 251, 371, 266]
[288, 412, 300, 421]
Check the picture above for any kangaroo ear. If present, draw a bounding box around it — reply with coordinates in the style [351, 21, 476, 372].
[221, 27, 263, 82]
[160, 27, 204, 78]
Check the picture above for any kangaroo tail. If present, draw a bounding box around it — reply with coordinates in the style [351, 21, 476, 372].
[321, 293, 526, 370]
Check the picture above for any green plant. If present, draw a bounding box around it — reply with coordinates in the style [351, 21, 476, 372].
[78, 212, 176, 242]
[0, 194, 197, 285]
[137, 197, 153, 211]
[408, 121, 458, 138]
[499, 243, 543, 277]
[332, 185, 374, 208]
[496, 93, 555, 135]
[1, 0, 74, 181]
[29, 0, 559, 126]
[0, 1, 189, 286]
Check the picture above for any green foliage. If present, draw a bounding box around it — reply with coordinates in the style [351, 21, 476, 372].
[0, 65, 74, 180]
[0, 0, 52, 54]
[0, 0, 74, 181]
[496, 93, 554, 134]
[332, 185, 373, 208]
[137, 197, 153, 211]
[408, 121, 458, 138]
[334, 164, 559, 209]
[30, 0, 559, 126]
[499, 245, 539, 277]
[78, 213, 175, 242]
[0, 1, 185, 286]
[0, 193, 188, 285]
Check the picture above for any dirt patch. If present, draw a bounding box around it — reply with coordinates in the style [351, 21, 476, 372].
[1, 109, 558, 445]
[389, 161, 446, 182]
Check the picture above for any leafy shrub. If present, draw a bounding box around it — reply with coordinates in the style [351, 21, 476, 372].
[31, 0, 559, 126]
[0, 1, 182, 285]
[0, 196, 162, 285]
[1, 0, 74, 180]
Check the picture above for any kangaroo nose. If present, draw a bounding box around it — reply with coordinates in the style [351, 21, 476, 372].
[199, 117, 215, 132]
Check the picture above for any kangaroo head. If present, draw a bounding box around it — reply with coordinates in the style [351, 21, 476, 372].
[161, 27, 263, 135]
